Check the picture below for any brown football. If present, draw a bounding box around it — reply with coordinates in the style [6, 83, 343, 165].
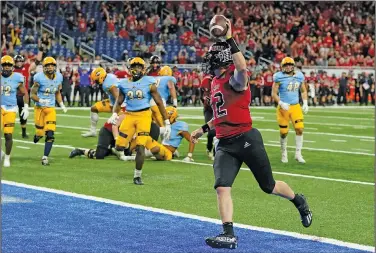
[209, 15, 228, 38]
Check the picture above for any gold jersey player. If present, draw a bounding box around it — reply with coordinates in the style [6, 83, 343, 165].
[191, 17, 312, 249]
[81, 67, 119, 137]
[0, 55, 30, 167]
[272, 57, 309, 164]
[30, 57, 67, 165]
[108, 57, 171, 185]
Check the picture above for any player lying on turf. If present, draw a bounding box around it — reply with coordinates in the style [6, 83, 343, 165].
[127, 106, 195, 162]
[69, 112, 160, 160]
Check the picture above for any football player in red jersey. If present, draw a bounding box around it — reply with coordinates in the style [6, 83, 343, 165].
[13, 55, 34, 138]
[191, 18, 312, 249]
[146, 55, 161, 76]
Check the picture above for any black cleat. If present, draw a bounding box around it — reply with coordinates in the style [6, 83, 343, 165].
[69, 148, 84, 158]
[22, 134, 29, 139]
[133, 177, 144, 185]
[296, 194, 313, 228]
[205, 233, 238, 249]
[33, 135, 43, 143]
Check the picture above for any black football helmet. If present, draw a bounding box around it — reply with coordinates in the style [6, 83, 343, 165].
[150, 55, 161, 65]
[14, 55, 25, 62]
[202, 41, 233, 75]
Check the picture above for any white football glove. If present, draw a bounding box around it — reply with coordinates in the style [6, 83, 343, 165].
[183, 153, 194, 162]
[163, 119, 171, 140]
[59, 102, 68, 113]
[20, 104, 29, 120]
[38, 98, 50, 106]
[107, 113, 119, 125]
[278, 100, 290, 111]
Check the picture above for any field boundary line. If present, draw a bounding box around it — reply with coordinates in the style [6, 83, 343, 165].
[2, 180, 374, 252]
[11, 139, 375, 186]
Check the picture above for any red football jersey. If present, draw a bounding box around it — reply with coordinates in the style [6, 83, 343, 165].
[14, 63, 30, 90]
[210, 65, 252, 139]
[114, 70, 129, 78]
[147, 68, 160, 76]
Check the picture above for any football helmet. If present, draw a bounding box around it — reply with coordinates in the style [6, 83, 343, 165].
[42, 57, 57, 75]
[1, 55, 15, 77]
[281, 57, 295, 74]
[166, 106, 178, 123]
[129, 57, 146, 81]
[202, 42, 233, 75]
[90, 67, 107, 85]
[158, 66, 173, 76]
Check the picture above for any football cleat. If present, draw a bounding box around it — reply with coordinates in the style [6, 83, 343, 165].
[69, 148, 84, 158]
[81, 131, 97, 137]
[173, 150, 180, 158]
[41, 156, 49, 166]
[296, 194, 313, 228]
[295, 155, 306, 164]
[3, 157, 10, 167]
[205, 233, 238, 249]
[33, 135, 43, 143]
[22, 133, 29, 139]
[133, 177, 144, 185]
[281, 150, 288, 163]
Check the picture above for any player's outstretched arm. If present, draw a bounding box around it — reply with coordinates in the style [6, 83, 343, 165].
[301, 82, 309, 114]
[113, 91, 124, 114]
[180, 130, 195, 162]
[191, 118, 214, 143]
[150, 85, 168, 121]
[56, 84, 67, 113]
[167, 80, 178, 107]
[272, 82, 280, 104]
[30, 83, 40, 102]
[224, 18, 248, 91]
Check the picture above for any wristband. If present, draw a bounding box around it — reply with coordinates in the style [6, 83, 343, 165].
[201, 123, 210, 133]
[173, 98, 178, 107]
[226, 37, 240, 54]
[59, 102, 65, 107]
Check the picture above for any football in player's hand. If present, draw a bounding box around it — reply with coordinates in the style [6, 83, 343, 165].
[209, 15, 228, 38]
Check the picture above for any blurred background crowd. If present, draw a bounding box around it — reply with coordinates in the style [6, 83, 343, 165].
[1, 1, 375, 107]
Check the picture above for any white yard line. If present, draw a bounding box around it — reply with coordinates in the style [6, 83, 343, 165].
[304, 140, 316, 143]
[268, 141, 280, 144]
[352, 148, 372, 152]
[329, 127, 342, 130]
[12, 139, 375, 183]
[330, 139, 347, 143]
[304, 127, 318, 130]
[360, 139, 374, 142]
[2, 180, 374, 252]
[15, 146, 31, 150]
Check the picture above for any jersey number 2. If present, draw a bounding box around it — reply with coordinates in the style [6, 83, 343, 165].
[213, 92, 227, 118]
[1, 86, 11, 96]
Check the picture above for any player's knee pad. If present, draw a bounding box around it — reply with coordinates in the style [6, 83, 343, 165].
[259, 181, 275, 194]
[4, 133, 12, 141]
[279, 125, 289, 135]
[115, 132, 128, 148]
[294, 120, 304, 131]
[45, 131, 55, 143]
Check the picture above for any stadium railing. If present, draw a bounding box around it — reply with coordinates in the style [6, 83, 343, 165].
[22, 12, 37, 32]
[6, 2, 19, 23]
[41, 22, 55, 39]
[79, 43, 95, 59]
[59, 32, 75, 51]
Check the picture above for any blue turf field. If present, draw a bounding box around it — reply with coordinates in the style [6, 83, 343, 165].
[2, 184, 371, 253]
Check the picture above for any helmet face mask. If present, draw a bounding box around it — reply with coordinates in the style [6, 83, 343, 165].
[282, 64, 294, 74]
[202, 42, 233, 75]
[42, 57, 57, 75]
[1, 63, 13, 77]
[166, 106, 178, 123]
[130, 64, 145, 81]
[150, 55, 161, 70]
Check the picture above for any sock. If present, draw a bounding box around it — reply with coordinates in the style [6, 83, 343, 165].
[223, 222, 234, 236]
[44, 142, 53, 156]
[290, 194, 305, 208]
[5, 154, 10, 160]
[295, 135, 303, 156]
[22, 127, 26, 136]
[42, 155, 48, 160]
[90, 112, 99, 132]
[134, 169, 142, 178]
[280, 137, 287, 152]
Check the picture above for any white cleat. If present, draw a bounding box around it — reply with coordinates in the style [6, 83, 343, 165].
[281, 151, 288, 163]
[295, 155, 306, 164]
[42, 156, 49, 166]
[3, 158, 10, 167]
[120, 155, 135, 161]
[81, 131, 97, 137]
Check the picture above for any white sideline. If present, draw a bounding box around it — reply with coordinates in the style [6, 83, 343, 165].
[11, 139, 375, 186]
[2, 180, 374, 252]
